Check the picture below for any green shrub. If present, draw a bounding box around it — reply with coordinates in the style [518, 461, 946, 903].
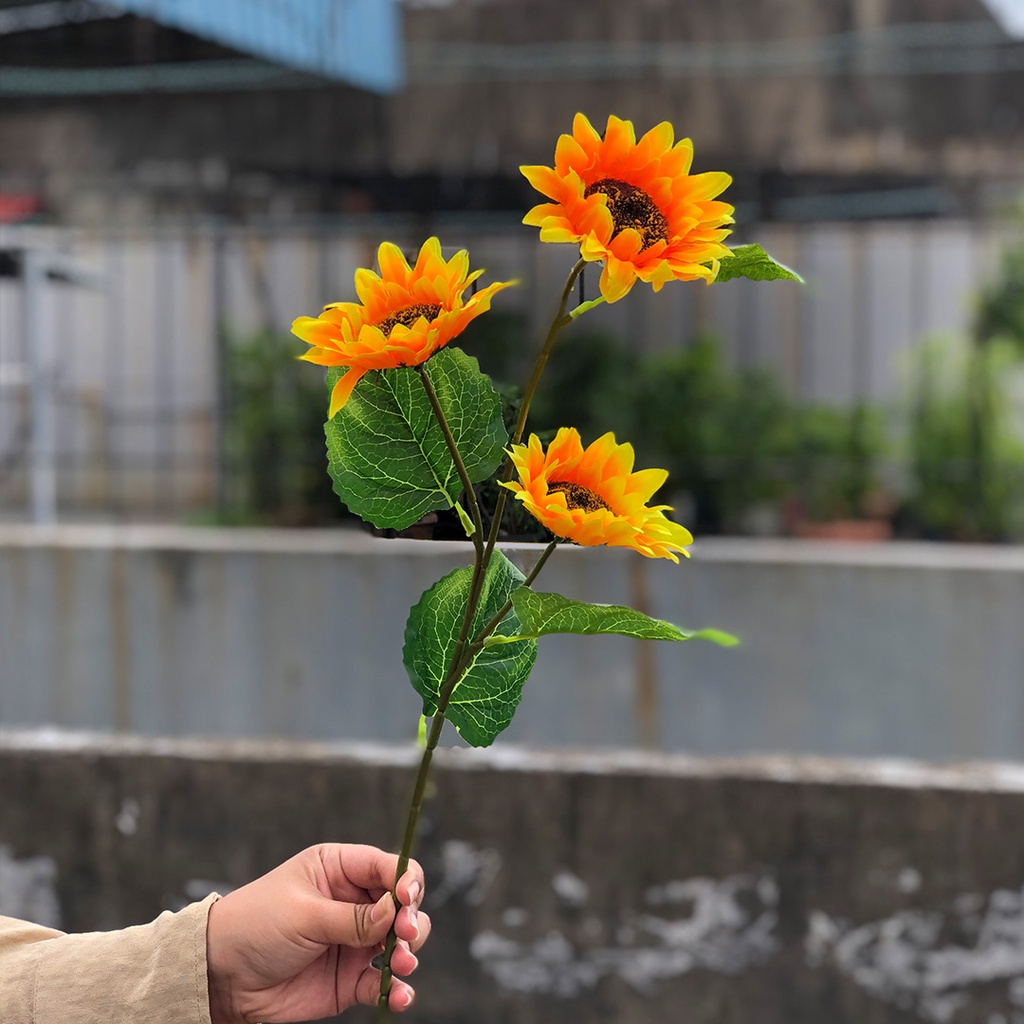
[903, 337, 1024, 541]
[221, 329, 351, 525]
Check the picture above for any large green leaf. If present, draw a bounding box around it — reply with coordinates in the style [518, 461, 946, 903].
[715, 243, 804, 285]
[324, 347, 506, 530]
[403, 552, 538, 747]
[503, 589, 738, 646]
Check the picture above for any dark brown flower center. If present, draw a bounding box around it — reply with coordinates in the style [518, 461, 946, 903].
[376, 303, 442, 335]
[548, 480, 612, 513]
[584, 178, 668, 249]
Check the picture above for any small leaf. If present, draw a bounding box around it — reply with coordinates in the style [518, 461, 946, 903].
[403, 552, 538, 747]
[324, 347, 506, 530]
[416, 714, 428, 747]
[715, 243, 804, 285]
[454, 500, 476, 539]
[569, 296, 607, 319]
[510, 589, 739, 646]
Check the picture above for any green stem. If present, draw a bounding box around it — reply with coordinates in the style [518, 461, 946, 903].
[483, 258, 588, 564]
[375, 543, 559, 1020]
[474, 540, 558, 642]
[416, 365, 484, 555]
[377, 257, 588, 1019]
[374, 614, 481, 1020]
[378, 370, 492, 1019]
[512, 257, 588, 447]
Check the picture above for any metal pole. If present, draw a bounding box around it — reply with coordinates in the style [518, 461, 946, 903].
[25, 250, 57, 525]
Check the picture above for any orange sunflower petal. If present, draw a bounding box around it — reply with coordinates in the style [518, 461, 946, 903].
[293, 237, 515, 415]
[502, 428, 692, 561]
[521, 113, 734, 303]
[328, 367, 365, 419]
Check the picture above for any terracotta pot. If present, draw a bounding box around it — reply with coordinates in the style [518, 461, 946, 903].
[794, 519, 893, 542]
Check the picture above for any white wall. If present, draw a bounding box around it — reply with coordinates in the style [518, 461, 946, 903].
[0, 219, 1014, 514]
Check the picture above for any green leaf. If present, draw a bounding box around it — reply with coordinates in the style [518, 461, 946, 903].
[324, 347, 506, 530]
[569, 296, 607, 320]
[508, 589, 739, 646]
[454, 500, 476, 539]
[403, 552, 538, 747]
[416, 714, 428, 748]
[714, 243, 804, 285]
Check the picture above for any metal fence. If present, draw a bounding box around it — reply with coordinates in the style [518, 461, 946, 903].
[0, 216, 1017, 522]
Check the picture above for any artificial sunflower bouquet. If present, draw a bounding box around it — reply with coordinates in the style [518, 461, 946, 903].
[291, 114, 800, 1017]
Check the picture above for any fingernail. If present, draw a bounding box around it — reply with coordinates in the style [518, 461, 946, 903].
[370, 892, 393, 924]
[407, 881, 422, 907]
[408, 905, 420, 940]
[394, 988, 413, 1010]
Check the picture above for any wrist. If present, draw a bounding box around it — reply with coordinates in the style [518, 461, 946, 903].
[206, 898, 243, 1024]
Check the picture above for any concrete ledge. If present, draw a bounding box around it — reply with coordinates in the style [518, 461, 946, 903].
[5, 727, 1024, 793]
[2, 732, 1023, 1023]
[3, 528, 1024, 760]
[2, 523, 1024, 571]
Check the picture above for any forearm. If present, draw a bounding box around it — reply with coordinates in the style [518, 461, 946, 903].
[0, 895, 218, 1024]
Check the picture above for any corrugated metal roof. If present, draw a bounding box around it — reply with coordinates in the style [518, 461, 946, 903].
[108, 0, 402, 92]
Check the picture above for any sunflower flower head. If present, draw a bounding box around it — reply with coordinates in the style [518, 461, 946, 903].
[292, 237, 514, 417]
[521, 114, 734, 303]
[502, 428, 692, 561]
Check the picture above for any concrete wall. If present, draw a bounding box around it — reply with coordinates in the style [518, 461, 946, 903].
[1, 731, 1023, 1024]
[1, 525, 1023, 761]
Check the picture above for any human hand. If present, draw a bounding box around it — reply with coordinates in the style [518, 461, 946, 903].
[206, 844, 429, 1023]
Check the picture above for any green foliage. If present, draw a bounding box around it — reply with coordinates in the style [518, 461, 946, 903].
[403, 551, 537, 747]
[500, 590, 738, 646]
[325, 348, 507, 531]
[783, 403, 886, 522]
[221, 329, 349, 525]
[530, 328, 641, 444]
[456, 309, 533, 388]
[715, 243, 804, 284]
[528, 332, 887, 535]
[976, 240, 1024, 354]
[631, 338, 794, 533]
[904, 337, 1024, 541]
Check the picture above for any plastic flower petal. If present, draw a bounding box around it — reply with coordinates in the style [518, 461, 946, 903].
[292, 238, 514, 417]
[502, 428, 692, 561]
[521, 113, 734, 302]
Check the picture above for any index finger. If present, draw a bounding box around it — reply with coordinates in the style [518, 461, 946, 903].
[319, 844, 425, 904]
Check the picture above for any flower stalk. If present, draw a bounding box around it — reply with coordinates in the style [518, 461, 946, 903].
[374, 261, 591, 1020]
[293, 113, 765, 1021]
[482, 257, 588, 570]
[376, 539, 558, 1020]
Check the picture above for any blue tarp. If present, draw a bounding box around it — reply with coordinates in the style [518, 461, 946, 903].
[109, 0, 402, 92]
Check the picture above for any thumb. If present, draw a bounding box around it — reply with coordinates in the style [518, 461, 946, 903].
[311, 891, 396, 949]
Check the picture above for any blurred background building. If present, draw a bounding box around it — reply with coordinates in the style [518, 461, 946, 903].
[0, 0, 1022, 535]
[4, 9, 1024, 1019]
[1, 0, 1023, 761]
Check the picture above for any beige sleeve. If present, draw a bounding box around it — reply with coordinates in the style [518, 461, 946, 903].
[0, 894, 218, 1024]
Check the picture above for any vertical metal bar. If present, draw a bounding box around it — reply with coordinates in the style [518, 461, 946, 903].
[26, 250, 57, 524]
[630, 558, 660, 750]
[797, 229, 812, 403]
[213, 226, 230, 516]
[65, 238, 78, 512]
[155, 236, 173, 513]
[738, 279, 756, 369]
[106, 237, 126, 517]
[851, 224, 871, 403]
